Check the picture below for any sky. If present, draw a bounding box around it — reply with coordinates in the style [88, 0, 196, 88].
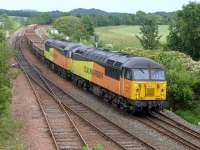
[0, 0, 199, 13]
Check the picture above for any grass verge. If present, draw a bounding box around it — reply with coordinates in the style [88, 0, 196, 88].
[0, 113, 25, 150]
[176, 105, 200, 125]
[0, 43, 25, 149]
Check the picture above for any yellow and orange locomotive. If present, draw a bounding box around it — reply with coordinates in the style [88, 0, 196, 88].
[42, 39, 167, 112]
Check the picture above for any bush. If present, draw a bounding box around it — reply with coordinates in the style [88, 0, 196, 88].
[156, 52, 196, 110]
[193, 76, 200, 99]
[0, 86, 11, 116]
[81, 145, 104, 150]
[176, 104, 200, 124]
[0, 41, 11, 116]
[0, 28, 25, 149]
[94, 144, 104, 150]
[166, 70, 194, 110]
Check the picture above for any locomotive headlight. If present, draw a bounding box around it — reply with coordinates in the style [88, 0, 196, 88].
[135, 84, 140, 93]
[135, 83, 141, 99]
[136, 88, 140, 99]
[161, 89, 165, 98]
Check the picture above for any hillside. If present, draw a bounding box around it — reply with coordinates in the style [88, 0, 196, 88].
[70, 8, 126, 16]
[0, 9, 38, 17]
[0, 8, 173, 18]
[70, 8, 108, 16]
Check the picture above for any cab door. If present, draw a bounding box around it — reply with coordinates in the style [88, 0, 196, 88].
[120, 68, 132, 98]
[120, 68, 125, 95]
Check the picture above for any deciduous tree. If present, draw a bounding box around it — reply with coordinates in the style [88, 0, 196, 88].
[81, 16, 94, 39]
[53, 16, 84, 41]
[167, 2, 200, 60]
[137, 16, 161, 49]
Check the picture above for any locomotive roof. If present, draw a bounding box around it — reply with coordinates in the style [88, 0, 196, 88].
[123, 57, 163, 69]
[46, 39, 83, 51]
[46, 39, 164, 70]
[87, 49, 163, 69]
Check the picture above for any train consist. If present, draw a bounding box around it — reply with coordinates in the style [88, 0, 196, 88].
[24, 25, 167, 113]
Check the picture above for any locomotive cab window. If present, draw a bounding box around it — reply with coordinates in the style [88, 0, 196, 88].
[150, 69, 165, 80]
[133, 69, 150, 80]
[105, 67, 120, 80]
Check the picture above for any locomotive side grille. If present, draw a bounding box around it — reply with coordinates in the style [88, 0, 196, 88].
[145, 88, 155, 97]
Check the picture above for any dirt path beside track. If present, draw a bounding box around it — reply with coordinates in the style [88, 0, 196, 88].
[12, 72, 55, 150]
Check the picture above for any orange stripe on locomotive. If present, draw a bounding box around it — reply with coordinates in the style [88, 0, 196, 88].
[44, 40, 167, 105]
[91, 63, 120, 95]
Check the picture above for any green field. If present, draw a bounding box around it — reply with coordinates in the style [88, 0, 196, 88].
[95, 25, 169, 50]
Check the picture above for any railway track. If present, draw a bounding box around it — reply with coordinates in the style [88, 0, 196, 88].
[151, 112, 200, 148]
[15, 34, 157, 150]
[155, 112, 200, 139]
[40, 60, 200, 150]
[16, 39, 87, 150]
[15, 27, 200, 150]
[37, 73, 156, 150]
[134, 113, 200, 150]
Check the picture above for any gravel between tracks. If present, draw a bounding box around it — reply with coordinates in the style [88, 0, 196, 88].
[21, 39, 199, 150]
[12, 73, 55, 150]
[66, 109, 122, 150]
[29, 72, 121, 150]
[12, 30, 124, 150]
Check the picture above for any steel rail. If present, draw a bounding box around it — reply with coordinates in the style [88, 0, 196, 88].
[37, 68, 88, 147]
[135, 116, 200, 150]
[16, 35, 87, 150]
[155, 112, 200, 139]
[15, 45, 59, 150]
[34, 68, 157, 150]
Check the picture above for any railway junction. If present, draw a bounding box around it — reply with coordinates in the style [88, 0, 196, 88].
[11, 25, 200, 150]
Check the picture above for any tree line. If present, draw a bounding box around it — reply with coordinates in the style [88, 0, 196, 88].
[89, 11, 173, 26]
[27, 2, 200, 62]
[0, 9, 173, 26]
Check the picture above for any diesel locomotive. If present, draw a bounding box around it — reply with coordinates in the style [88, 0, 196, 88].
[24, 27, 167, 113]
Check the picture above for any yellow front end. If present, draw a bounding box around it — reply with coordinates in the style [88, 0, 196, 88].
[131, 81, 167, 101]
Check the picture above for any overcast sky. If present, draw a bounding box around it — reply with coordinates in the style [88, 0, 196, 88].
[1, 0, 199, 13]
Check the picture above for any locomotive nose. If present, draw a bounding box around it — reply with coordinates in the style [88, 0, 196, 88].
[133, 82, 166, 100]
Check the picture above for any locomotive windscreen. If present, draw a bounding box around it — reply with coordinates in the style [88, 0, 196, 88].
[132, 69, 165, 80]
